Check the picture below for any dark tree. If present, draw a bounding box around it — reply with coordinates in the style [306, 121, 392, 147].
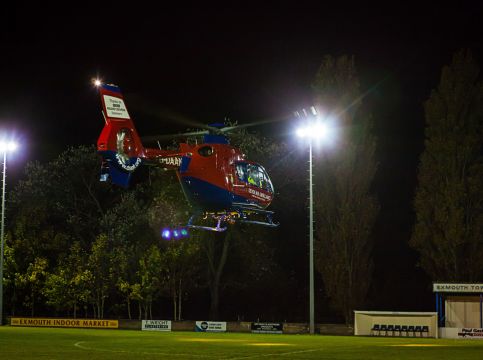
[313, 55, 379, 324]
[184, 126, 287, 320]
[147, 170, 201, 320]
[8, 146, 109, 316]
[411, 49, 483, 281]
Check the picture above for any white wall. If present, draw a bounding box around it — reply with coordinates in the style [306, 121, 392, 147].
[445, 296, 481, 328]
[354, 311, 438, 338]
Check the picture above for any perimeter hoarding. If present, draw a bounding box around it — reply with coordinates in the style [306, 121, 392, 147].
[251, 322, 283, 334]
[439, 328, 483, 339]
[10, 317, 118, 328]
[141, 320, 172, 331]
[195, 321, 227, 332]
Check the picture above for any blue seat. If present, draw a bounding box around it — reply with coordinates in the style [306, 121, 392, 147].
[371, 324, 380, 336]
[401, 325, 409, 337]
[380, 324, 388, 336]
[408, 325, 415, 337]
[387, 324, 395, 336]
[415, 325, 423, 337]
[422, 326, 429, 337]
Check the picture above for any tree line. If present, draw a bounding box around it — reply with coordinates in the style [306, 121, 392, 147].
[2, 49, 482, 324]
[3, 134, 289, 322]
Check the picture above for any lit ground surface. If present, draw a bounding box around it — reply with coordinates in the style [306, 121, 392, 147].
[1, 327, 483, 359]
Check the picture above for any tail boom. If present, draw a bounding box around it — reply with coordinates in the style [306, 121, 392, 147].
[96, 83, 192, 186]
[97, 84, 145, 186]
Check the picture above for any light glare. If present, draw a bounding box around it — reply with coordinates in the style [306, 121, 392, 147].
[0, 141, 18, 153]
[94, 79, 102, 87]
[296, 122, 330, 140]
[8, 142, 17, 151]
[296, 128, 306, 137]
[161, 228, 171, 240]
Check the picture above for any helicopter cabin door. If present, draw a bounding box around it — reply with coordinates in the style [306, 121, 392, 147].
[233, 162, 274, 209]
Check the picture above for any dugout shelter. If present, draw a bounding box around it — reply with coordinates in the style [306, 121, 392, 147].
[434, 282, 483, 339]
[354, 311, 438, 338]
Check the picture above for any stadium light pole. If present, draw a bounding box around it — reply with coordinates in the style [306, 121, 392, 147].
[295, 107, 330, 335]
[0, 140, 17, 326]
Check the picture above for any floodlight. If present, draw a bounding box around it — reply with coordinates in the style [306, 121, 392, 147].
[296, 128, 307, 138]
[296, 122, 330, 140]
[8, 141, 17, 151]
[0, 137, 21, 326]
[293, 106, 338, 335]
[0, 141, 18, 153]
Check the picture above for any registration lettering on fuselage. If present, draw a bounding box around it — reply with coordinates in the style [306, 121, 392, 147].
[159, 157, 182, 167]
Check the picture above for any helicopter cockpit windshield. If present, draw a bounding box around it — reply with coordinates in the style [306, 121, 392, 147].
[235, 162, 274, 193]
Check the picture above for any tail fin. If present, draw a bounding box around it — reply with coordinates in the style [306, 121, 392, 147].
[96, 84, 145, 187]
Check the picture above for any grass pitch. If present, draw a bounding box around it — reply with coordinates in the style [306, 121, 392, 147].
[1, 326, 482, 359]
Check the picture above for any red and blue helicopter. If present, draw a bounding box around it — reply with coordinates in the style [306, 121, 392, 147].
[96, 82, 278, 232]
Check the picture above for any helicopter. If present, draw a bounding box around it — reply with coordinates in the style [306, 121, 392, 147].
[96, 82, 278, 232]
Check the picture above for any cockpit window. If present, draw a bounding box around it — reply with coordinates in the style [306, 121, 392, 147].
[235, 162, 273, 193]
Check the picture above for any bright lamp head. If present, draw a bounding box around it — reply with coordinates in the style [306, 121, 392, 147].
[0, 141, 18, 153]
[296, 122, 330, 140]
[296, 128, 307, 138]
[8, 141, 17, 151]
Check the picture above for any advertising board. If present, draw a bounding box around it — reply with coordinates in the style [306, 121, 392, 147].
[195, 321, 227, 332]
[439, 327, 483, 339]
[10, 317, 118, 329]
[141, 320, 172, 331]
[251, 322, 283, 334]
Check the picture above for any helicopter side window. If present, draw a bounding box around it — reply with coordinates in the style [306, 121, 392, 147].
[235, 162, 274, 193]
[251, 165, 274, 193]
[236, 163, 247, 182]
[263, 171, 274, 193]
[260, 173, 267, 190]
[198, 146, 214, 157]
[247, 164, 260, 187]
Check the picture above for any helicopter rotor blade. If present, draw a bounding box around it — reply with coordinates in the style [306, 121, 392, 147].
[218, 114, 292, 133]
[141, 114, 290, 143]
[141, 130, 209, 143]
[128, 92, 292, 143]
[127, 94, 210, 130]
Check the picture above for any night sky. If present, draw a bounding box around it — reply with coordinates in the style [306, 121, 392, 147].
[1, 4, 482, 313]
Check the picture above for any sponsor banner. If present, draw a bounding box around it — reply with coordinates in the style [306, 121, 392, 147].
[142, 320, 172, 331]
[251, 322, 283, 334]
[195, 321, 227, 332]
[440, 327, 483, 339]
[10, 317, 118, 329]
[103, 95, 130, 119]
[433, 283, 483, 293]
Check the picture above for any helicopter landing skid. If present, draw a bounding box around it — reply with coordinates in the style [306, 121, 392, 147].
[234, 207, 280, 228]
[187, 224, 227, 232]
[238, 219, 279, 227]
[187, 213, 228, 232]
[187, 207, 279, 232]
